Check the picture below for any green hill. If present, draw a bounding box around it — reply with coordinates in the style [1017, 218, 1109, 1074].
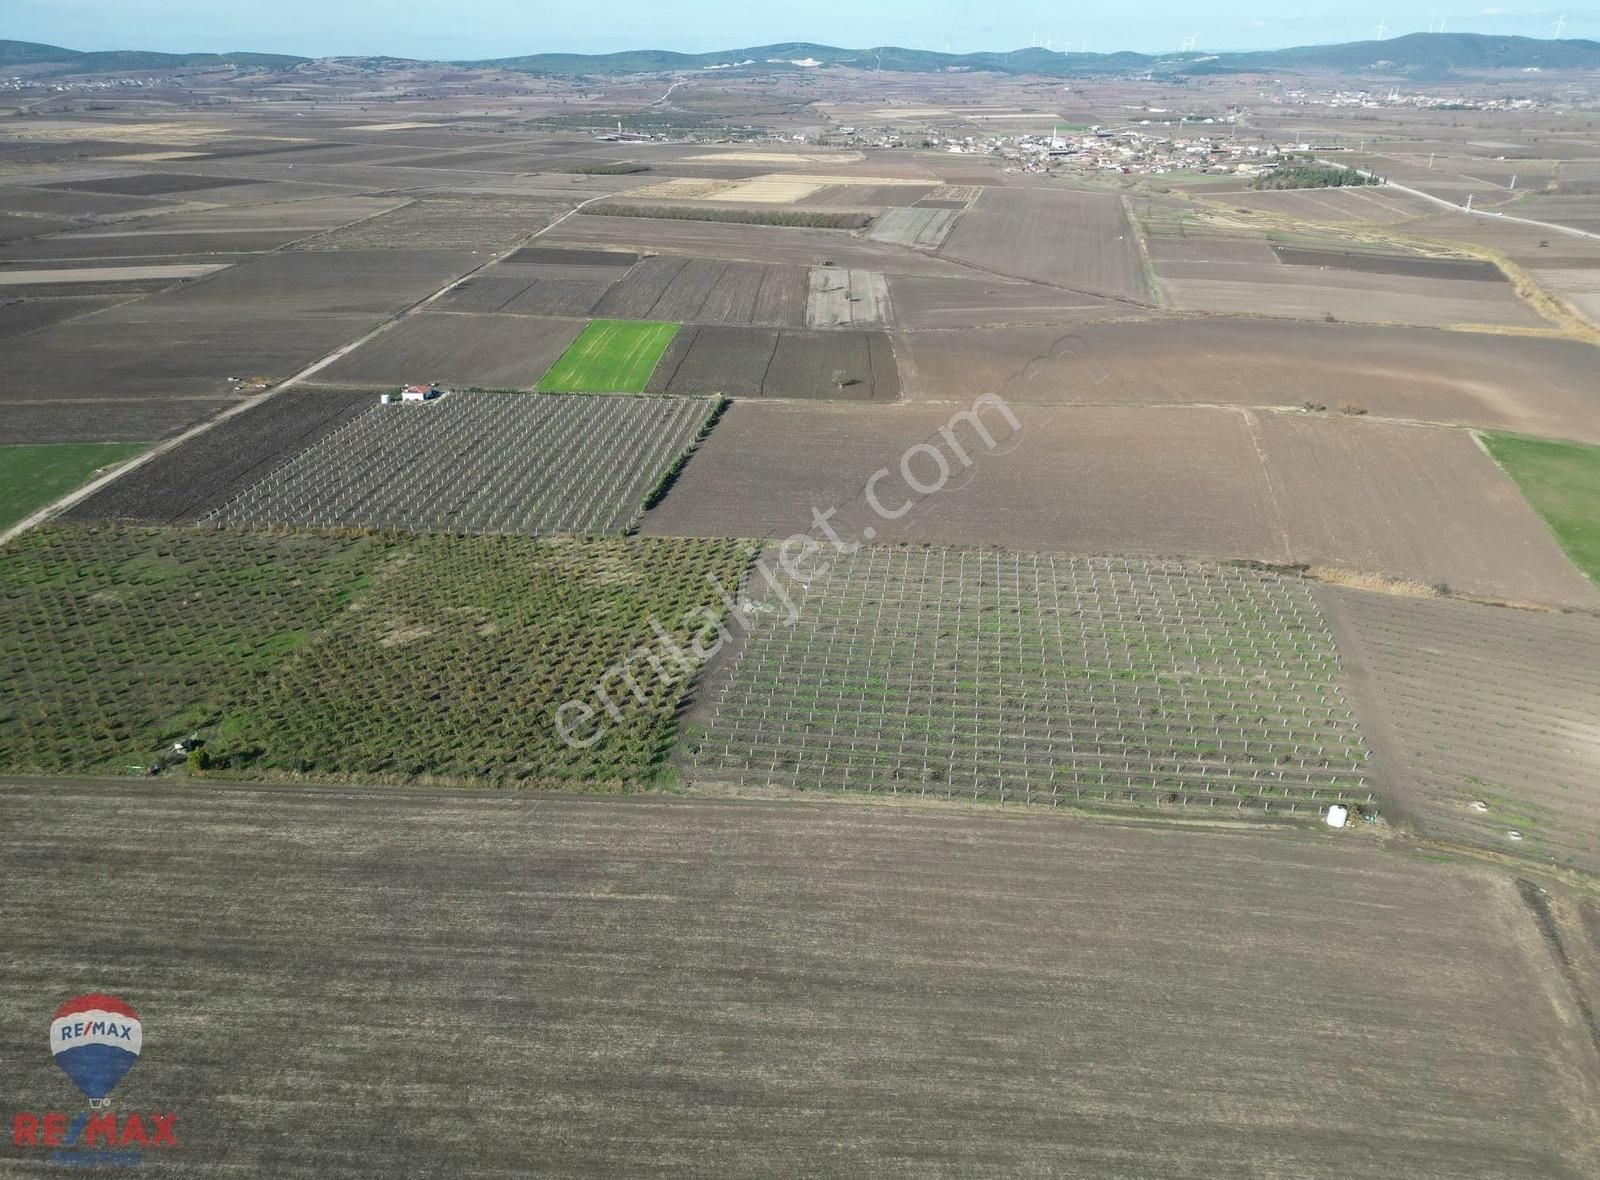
[2, 32, 1596, 81]
[467, 33, 1600, 78]
[0, 39, 306, 73]
[1218, 32, 1600, 76]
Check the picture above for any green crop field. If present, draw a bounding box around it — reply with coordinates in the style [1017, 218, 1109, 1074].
[0, 524, 749, 786]
[0, 442, 146, 530]
[536, 319, 680, 393]
[1482, 431, 1600, 584]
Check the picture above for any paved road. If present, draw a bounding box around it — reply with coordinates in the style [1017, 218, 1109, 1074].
[1315, 159, 1600, 244]
[1382, 177, 1600, 242]
[2, 780, 1596, 1177]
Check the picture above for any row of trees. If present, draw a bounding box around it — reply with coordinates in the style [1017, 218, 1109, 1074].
[1254, 163, 1381, 190]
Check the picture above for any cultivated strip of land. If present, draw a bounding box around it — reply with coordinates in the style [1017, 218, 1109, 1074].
[1, 783, 1595, 1178]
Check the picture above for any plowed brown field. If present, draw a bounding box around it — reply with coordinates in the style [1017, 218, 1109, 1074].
[1, 782, 1596, 1178]
[643, 401, 1595, 605]
[1325, 587, 1600, 874]
[895, 319, 1600, 443]
[939, 188, 1152, 302]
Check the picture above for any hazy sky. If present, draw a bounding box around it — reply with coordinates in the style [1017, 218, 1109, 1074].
[4, 1, 1591, 58]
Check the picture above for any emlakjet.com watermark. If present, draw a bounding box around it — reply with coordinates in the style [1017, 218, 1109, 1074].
[554, 392, 1022, 750]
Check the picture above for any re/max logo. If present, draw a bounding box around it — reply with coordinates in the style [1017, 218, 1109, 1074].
[56, 1020, 137, 1042]
[12, 1111, 178, 1149]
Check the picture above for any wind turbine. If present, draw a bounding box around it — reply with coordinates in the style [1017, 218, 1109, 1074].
[1375, 17, 1388, 38]
[1553, 14, 1567, 38]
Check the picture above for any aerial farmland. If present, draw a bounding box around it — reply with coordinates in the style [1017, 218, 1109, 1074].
[2, 25, 1599, 1177]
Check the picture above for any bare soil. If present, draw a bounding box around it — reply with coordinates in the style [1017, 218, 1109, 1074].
[647, 326, 898, 400]
[895, 319, 1600, 443]
[1272, 245, 1504, 280]
[315, 312, 585, 390]
[1158, 263, 1546, 329]
[1325, 586, 1600, 874]
[39, 173, 261, 196]
[542, 213, 975, 276]
[593, 256, 808, 326]
[641, 402, 1282, 555]
[643, 400, 1596, 605]
[64, 388, 373, 522]
[885, 275, 1136, 329]
[1256, 412, 1600, 606]
[0, 782, 1595, 1178]
[939, 187, 1152, 302]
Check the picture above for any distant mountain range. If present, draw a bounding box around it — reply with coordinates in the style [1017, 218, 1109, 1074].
[2, 32, 1597, 80]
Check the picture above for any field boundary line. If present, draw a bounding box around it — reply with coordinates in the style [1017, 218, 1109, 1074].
[1235, 408, 1294, 561]
[1310, 582, 1416, 832]
[1121, 193, 1165, 309]
[0, 193, 611, 548]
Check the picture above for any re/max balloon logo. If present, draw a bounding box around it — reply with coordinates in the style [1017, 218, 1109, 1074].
[9, 994, 179, 1167]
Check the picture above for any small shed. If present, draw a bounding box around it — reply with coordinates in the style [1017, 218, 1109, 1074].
[400, 383, 440, 402]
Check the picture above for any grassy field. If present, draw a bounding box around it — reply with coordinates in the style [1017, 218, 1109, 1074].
[536, 318, 680, 393]
[1482, 431, 1600, 583]
[0, 441, 145, 529]
[0, 525, 749, 784]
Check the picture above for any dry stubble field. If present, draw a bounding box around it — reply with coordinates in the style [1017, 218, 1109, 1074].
[1, 784, 1596, 1178]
